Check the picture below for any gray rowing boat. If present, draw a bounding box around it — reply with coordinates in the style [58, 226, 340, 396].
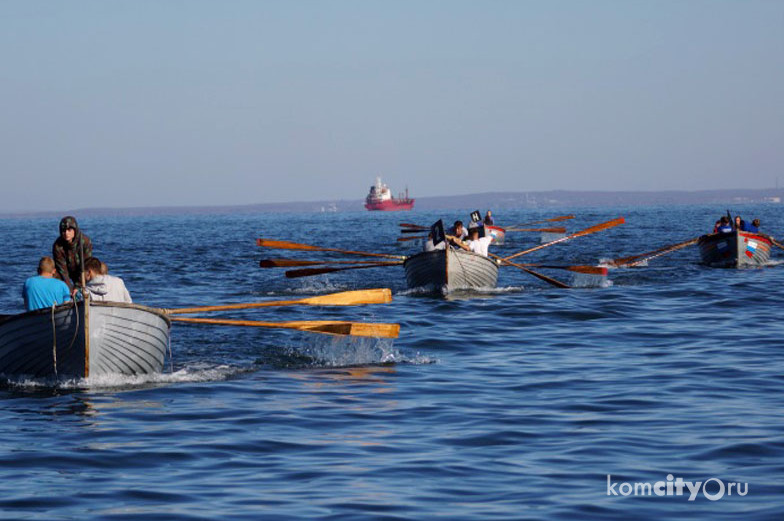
[404, 247, 499, 293]
[0, 297, 171, 380]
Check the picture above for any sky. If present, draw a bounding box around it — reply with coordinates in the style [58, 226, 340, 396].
[1, 0, 783, 212]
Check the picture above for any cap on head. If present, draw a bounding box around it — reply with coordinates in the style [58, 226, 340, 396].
[59, 216, 78, 232]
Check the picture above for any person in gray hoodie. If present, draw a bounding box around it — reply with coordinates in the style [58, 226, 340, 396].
[83, 257, 132, 303]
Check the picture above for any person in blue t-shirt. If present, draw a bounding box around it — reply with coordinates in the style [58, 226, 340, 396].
[23, 257, 72, 312]
[716, 216, 733, 234]
[745, 218, 761, 233]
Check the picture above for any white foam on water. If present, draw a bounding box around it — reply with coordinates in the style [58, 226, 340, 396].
[2, 364, 248, 390]
[399, 285, 527, 298]
[571, 273, 612, 288]
[261, 280, 351, 296]
[280, 336, 399, 367]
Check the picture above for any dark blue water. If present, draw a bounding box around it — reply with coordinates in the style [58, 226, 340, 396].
[1, 205, 782, 520]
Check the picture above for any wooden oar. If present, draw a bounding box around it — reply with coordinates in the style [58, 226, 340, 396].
[285, 262, 403, 278]
[399, 222, 427, 230]
[164, 289, 393, 314]
[505, 227, 567, 233]
[512, 215, 575, 227]
[257, 239, 406, 260]
[486, 253, 570, 289]
[397, 236, 426, 242]
[170, 317, 400, 338]
[770, 237, 784, 252]
[400, 228, 427, 234]
[516, 263, 608, 275]
[261, 258, 394, 268]
[502, 217, 625, 262]
[610, 237, 699, 267]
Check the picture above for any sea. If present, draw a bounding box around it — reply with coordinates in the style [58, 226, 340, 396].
[0, 204, 782, 521]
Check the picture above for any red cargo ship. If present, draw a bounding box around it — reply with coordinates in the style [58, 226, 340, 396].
[365, 177, 415, 211]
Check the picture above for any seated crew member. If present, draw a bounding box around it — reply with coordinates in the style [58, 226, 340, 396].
[713, 220, 721, 233]
[483, 211, 494, 226]
[716, 216, 733, 233]
[423, 232, 446, 252]
[735, 216, 747, 231]
[83, 257, 132, 303]
[464, 227, 494, 257]
[52, 216, 93, 294]
[746, 218, 761, 233]
[447, 221, 468, 240]
[23, 257, 71, 312]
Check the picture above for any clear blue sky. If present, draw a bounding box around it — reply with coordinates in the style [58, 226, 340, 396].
[2, 1, 782, 212]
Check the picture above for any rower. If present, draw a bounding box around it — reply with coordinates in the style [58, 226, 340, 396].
[716, 217, 732, 233]
[447, 221, 468, 241]
[23, 257, 71, 312]
[465, 226, 494, 257]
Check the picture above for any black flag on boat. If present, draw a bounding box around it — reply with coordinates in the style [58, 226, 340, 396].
[431, 219, 446, 246]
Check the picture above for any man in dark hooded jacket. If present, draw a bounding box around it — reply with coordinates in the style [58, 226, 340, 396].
[52, 216, 93, 292]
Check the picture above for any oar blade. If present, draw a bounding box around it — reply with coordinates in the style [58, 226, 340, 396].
[257, 238, 322, 251]
[260, 259, 323, 268]
[301, 289, 393, 306]
[566, 265, 608, 276]
[307, 321, 400, 338]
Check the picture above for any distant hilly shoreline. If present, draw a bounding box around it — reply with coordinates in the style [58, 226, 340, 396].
[3, 189, 782, 218]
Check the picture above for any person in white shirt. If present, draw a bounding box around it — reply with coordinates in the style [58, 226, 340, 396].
[464, 227, 494, 257]
[423, 232, 447, 252]
[83, 257, 132, 303]
[447, 221, 468, 241]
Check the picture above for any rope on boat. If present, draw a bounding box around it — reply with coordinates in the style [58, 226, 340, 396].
[50, 304, 58, 379]
[65, 298, 81, 356]
[167, 333, 173, 373]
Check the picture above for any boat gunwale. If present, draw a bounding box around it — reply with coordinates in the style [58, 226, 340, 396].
[0, 300, 171, 327]
[698, 230, 773, 246]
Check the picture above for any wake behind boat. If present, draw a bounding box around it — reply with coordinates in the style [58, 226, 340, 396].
[0, 297, 170, 380]
[698, 230, 772, 268]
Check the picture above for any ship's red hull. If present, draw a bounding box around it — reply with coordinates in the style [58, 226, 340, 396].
[365, 199, 415, 211]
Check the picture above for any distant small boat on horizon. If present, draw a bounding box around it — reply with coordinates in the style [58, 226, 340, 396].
[365, 177, 414, 211]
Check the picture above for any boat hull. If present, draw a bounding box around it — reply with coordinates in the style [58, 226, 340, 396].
[404, 248, 499, 292]
[486, 225, 506, 245]
[365, 199, 415, 211]
[0, 300, 171, 380]
[697, 231, 772, 268]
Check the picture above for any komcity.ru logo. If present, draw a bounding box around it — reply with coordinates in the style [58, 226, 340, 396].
[606, 474, 749, 501]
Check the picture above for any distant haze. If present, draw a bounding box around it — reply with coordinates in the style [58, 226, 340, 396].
[2, 1, 783, 213]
